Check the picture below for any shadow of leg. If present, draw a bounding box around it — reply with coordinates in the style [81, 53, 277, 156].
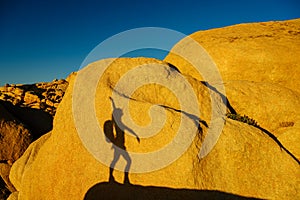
[109, 149, 120, 183]
[122, 151, 131, 184]
[109, 167, 115, 183]
[124, 172, 130, 185]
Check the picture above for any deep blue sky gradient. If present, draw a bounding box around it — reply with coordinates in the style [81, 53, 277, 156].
[0, 0, 299, 85]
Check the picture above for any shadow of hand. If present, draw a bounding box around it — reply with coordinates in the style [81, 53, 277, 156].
[136, 136, 140, 143]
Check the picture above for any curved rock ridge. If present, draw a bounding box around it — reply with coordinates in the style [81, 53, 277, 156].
[165, 18, 300, 93]
[8, 57, 300, 200]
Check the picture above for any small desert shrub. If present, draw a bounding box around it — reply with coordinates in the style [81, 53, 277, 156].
[226, 113, 259, 127]
[279, 121, 294, 127]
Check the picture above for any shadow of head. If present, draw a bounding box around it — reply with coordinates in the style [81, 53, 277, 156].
[113, 108, 123, 119]
[84, 182, 260, 200]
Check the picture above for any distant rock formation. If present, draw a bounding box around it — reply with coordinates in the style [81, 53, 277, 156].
[0, 79, 68, 116]
[5, 19, 300, 200]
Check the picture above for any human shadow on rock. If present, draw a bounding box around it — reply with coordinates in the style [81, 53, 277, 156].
[84, 182, 260, 200]
[0, 100, 53, 140]
[104, 97, 140, 184]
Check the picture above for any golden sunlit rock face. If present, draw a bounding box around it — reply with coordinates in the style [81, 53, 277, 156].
[165, 19, 300, 92]
[165, 18, 300, 162]
[6, 19, 300, 200]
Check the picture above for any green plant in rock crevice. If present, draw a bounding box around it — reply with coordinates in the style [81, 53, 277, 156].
[226, 113, 259, 127]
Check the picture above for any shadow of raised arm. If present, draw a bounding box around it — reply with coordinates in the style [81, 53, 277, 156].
[109, 97, 116, 110]
[109, 97, 140, 143]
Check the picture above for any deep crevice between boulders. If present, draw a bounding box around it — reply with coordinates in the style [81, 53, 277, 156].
[200, 82, 300, 165]
[110, 86, 207, 134]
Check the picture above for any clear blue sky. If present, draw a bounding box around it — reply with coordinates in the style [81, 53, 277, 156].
[0, 0, 299, 85]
